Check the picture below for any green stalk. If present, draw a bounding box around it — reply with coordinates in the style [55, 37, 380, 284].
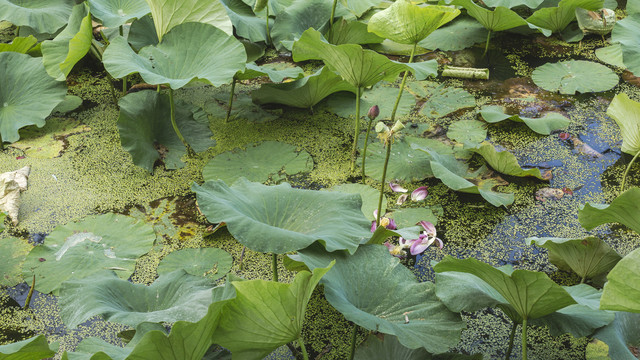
[361, 117, 374, 182]
[298, 338, 309, 360]
[225, 78, 237, 123]
[350, 87, 363, 174]
[390, 43, 417, 121]
[522, 317, 528, 360]
[348, 323, 357, 360]
[483, 30, 492, 57]
[272, 253, 278, 282]
[330, 0, 338, 27]
[0, 130, 4, 150]
[23, 275, 35, 310]
[504, 321, 517, 359]
[120, 25, 127, 95]
[157, 85, 161, 92]
[266, 5, 272, 45]
[168, 88, 195, 157]
[621, 149, 640, 193]
[376, 136, 392, 226]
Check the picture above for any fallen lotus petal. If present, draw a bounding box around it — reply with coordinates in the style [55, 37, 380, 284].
[411, 186, 428, 201]
[396, 194, 408, 205]
[0, 166, 30, 225]
[418, 221, 437, 236]
[389, 182, 408, 193]
[410, 234, 434, 255]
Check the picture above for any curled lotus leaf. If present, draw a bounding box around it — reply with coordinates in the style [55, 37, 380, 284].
[605, 93, 640, 155]
[531, 60, 619, 94]
[88, 0, 151, 28]
[145, 0, 232, 41]
[0, 0, 74, 34]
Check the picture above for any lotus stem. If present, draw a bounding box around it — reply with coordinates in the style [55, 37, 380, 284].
[23, 275, 35, 310]
[348, 323, 357, 360]
[376, 136, 392, 226]
[298, 337, 309, 360]
[168, 88, 195, 157]
[330, 0, 337, 27]
[15, 26, 19, 37]
[266, 6, 272, 46]
[272, 253, 278, 282]
[0, 132, 3, 150]
[238, 245, 246, 270]
[504, 321, 517, 359]
[119, 25, 123, 37]
[122, 76, 127, 95]
[157, 85, 161, 92]
[390, 42, 416, 121]
[621, 149, 640, 193]
[350, 87, 363, 174]
[522, 317, 528, 360]
[483, 30, 492, 57]
[361, 117, 373, 182]
[225, 78, 237, 123]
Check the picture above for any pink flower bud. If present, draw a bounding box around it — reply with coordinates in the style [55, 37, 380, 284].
[368, 105, 380, 120]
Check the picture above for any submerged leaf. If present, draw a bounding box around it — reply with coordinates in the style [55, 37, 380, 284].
[473, 142, 546, 179]
[600, 248, 640, 313]
[88, 0, 150, 28]
[0, 0, 73, 34]
[479, 105, 570, 135]
[0, 237, 31, 287]
[410, 82, 476, 119]
[157, 248, 233, 281]
[605, 93, 640, 155]
[531, 60, 619, 94]
[145, 0, 232, 40]
[364, 137, 433, 182]
[579, 187, 640, 234]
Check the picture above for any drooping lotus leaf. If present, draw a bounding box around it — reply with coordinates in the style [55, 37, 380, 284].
[220, 0, 267, 43]
[0, 0, 73, 34]
[0, 35, 37, 53]
[59, 270, 215, 328]
[527, 0, 604, 34]
[270, 0, 332, 51]
[600, 248, 640, 313]
[103, 22, 246, 89]
[447, 120, 487, 148]
[157, 248, 233, 281]
[483, 0, 544, 7]
[531, 60, 618, 94]
[0, 237, 31, 287]
[252, 66, 355, 109]
[22, 213, 156, 294]
[0, 335, 57, 359]
[605, 93, 640, 155]
[118, 90, 215, 172]
[236, 62, 304, 82]
[325, 83, 415, 120]
[127, 14, 158, 51]
[145, 0, 232, 40]
[329, 183, 386, 222]
[298, 244, 465, 353]
[41, 4, 93, 81]
[88, 0, 150, 28]
[611, 14, 640, 76]
[434, 256, 576, 321]
[526, 236, 621, 281]
[473, 141, 546, 179]
[367, 0, 460, 45]
[392, 207, 439, 228]
[409, 82, 476, 119]
[326, 18, 384, 45]
[212, 264, 333, 360]
[479, 105, 570, 135]
[447, 0, 528, 32]
[419, 17, 488, 51]
[596, 44, 626, 69]
[593, 311, 640, 360]
[192, 178, 371, 254]
[202, 141, 313, 184]
[364, 136, 433, 182]
[0, 52, 67, 143]
[578, 187, 640, 234]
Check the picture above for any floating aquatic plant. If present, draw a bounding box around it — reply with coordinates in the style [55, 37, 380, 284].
[531, 60, 619, 94]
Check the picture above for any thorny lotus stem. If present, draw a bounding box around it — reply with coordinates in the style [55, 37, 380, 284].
[621, 149, 640, 193]
[361, 117, 374, 182]
[225, 78, 237, 123]
[168, 88, 195, 157]
[298, 337, 309, 360]
[483, 30, 492, 57]
[330, 0, 337, 27]
[24, 275, 35, 310]
[504, 321, 517, 359]
[376, 135, 392, 226]
[272, 253, 278, 282]
[350, 87, 363, 174]
[522, 317, 528, 360]
[348, 323, 357, 360]
[390, 43, 417, 121]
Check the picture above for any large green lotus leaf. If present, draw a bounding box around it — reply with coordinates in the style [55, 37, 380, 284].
[212, 264, 333, 360]
[527, 0, 604, 33]
[145, 0, 232, 40]
[298, 244, 464, 353]
[447, 120, 487, 148]
[103, 22, 246, 89]
[41, 4, 93, 81]
[434, 256, 576, 320]
[579, 187, 640, 234]
[605, 93, 640, 155]
[409, 82, 476, 119]
[447, 0, 527, 31]
[157, 248, 233, 281]
[419, 17, 488, 51]
[600, 248, 640, 313]
[220, 0, 267, 43]
[326, 18, 384, 45]
[611, 14, 640, 76]
[0, 0, 73, 34]
[192, 178, 371, 254]
[354, 334, 483, 360]
[118, 90, 214, 172]
[328, 183, 386, 222]
[531, 60, 618, 94]
[596, 44, 626, 69]
[0, 335, 57, 359]
[530, 284, 615, 337]
[364, 137, 433, 182]
[22, 213, 156, 295]
[483, 0, 544, 7]
[236, 62, 304, 82]
[252, 66, 355, 109]
[367, 0, 460, 45]
[479, 105, 570, 135]
[473, 141, 545, 179]
[88, 0, 150, 28]
[593, 312, 640, 360]
[202, 141, 313, 184]
[127, 14, 158, 51]
[0, 237, 31, 287]
[0, 52, 67, 143]
[0, 35, 37, 53]
[270, 0, 332, 51]
[325, 83, 415, 120]
[59, 270, 214, 328]
[526, 236, 621, 280]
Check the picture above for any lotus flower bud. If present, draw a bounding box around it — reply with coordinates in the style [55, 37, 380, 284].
[368, 105, 380, 120]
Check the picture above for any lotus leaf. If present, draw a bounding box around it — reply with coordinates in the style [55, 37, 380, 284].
[0, 237, 31, 287]
[298, 244, 465, 353]
[325, 83, 415, 120]
[329, 183, 386, 222]
[202, 141, 313, 184]
[145, 0, 232, 40]
[8, 118, 90, 159]
[237, 62, 304, 82]
[392, 207, 439, 228]
[59, 270, 215, 328]
[527, 0, 604, 34]
[0, 0, 73, 34]
[339, 0, 379, 17]
[364, 137, 433, 182]
[579, 187, 640, 234]
[409, 82, 476, 119]
[447, 120, 487, 148]
[0, 335, 57, 359]
[103, 22, 246, 89]
[127, 14, 158, 51]
[419, 17, 488, 51]
[252, 67, 355, 109]
[447, 0, 528, 32]
[605, 93, 640, 155]
[0, 52, 67, 143]
[0, 35, 37, 53]
[596, 44, 625, 69]
[157, 248, 233, 281]
[326, 19, 384, 45]
[610, 14, 640, 75]
[369, 39, 429, 56]
[434, 256, 576, 321]
[367, 0, 460, 45]
[473, 142, 546, 179]
[270, 0, 332, 51]
[220, 0, 267, 43]
[62, 337, 132, 360]
[52, 95, 83, 114]
[192, 178, 371, 254]
[531, 60, 618, 94]
[483, 0, 544, 7]
[88, 0, 150, 28]
[355, 334, 483, 360]
[593, 311, 640, 360]
[479, 105, 570, 135]
[212, 264, 333, 360]
[118, 90, 215, 172]
[204, 94, 278, 123]
[22, 213, 156, 294]
[600, 248, 640, 313]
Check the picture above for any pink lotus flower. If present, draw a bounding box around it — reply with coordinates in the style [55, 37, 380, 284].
[411, 186, 428, 201]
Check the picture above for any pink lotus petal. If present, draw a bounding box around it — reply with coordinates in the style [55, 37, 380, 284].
[389, 182, 408, 193]
[411, 186, 428, 201]
[396, 194, 408, 205]
[418, 221, 436, 236]
[435, 238, 444, 249]
[387, 218, 397, 230]
[410, 237, 434, 255]
[371, 221, 377, 233]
